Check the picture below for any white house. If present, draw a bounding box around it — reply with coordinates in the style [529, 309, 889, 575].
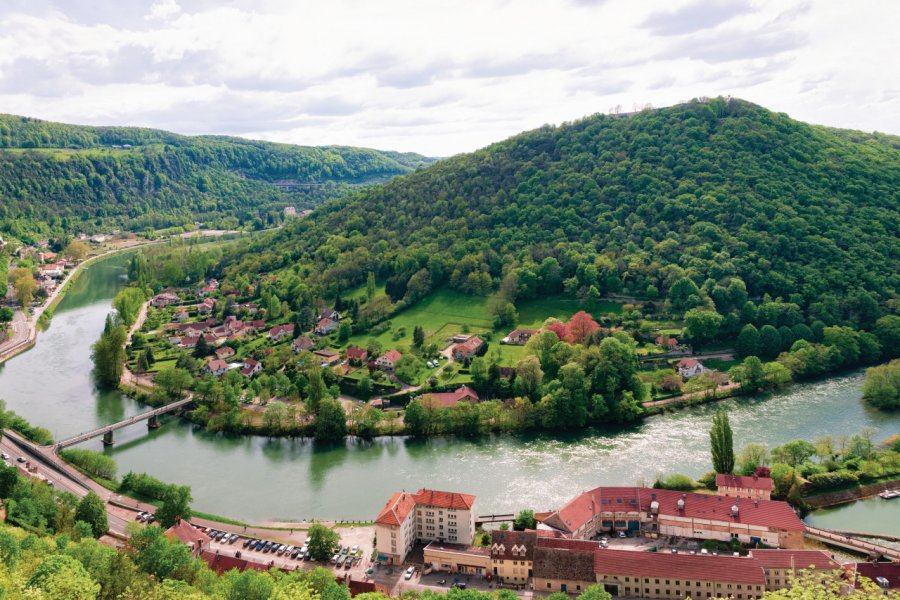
[676, 358, 708, 378]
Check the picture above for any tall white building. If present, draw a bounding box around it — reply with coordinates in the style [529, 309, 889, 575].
[375, 488, 476, 564]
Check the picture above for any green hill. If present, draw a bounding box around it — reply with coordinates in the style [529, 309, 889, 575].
[226, 98, 898, 319]
[0, 114, 434, 241]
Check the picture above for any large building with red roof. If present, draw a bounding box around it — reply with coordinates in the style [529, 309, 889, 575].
[538, 486, 805, 549]
[374, 488, 476, 564]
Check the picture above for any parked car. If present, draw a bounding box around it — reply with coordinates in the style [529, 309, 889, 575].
[1, 452, 9, 460]
[263, 541, 273, 553]
[617, 531, 626, 539]
[243, 538, 253, 548]
[331, 554, 340, 564]
[405, 566, 415, 580]
[16, 456, 26, 463]
[228, 534, 239, 544]
[344, 560, 352, 570]
[336, 556, 345, 567]
[340, 546, 348, 555]
[452, 582, 466, 589]
[300, 545, 308, 555]
[291, 548, 300, 559]
[350, 545, 359, 555]
[146, 514, 156, 524]
[255, 541, 265, 551]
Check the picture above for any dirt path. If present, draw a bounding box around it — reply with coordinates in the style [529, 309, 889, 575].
[642, 382, 741, 408]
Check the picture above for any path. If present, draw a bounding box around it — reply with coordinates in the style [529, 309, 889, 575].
[642, 382, 740, 408]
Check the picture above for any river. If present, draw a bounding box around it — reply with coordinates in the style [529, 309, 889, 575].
[1, 253, 898, 529]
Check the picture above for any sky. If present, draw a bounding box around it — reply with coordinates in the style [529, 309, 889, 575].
[0, 0, 897, 156]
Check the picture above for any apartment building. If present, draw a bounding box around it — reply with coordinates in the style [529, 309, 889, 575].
[374, 488, 476, 564]
[716, 474, 774, 501]
[490, 529, 537, 586]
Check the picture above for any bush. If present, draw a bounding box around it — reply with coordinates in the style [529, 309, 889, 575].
[59, 449, 117, 480]
[807, 470, 859, 490]
[653, 473, 698, 491]
[119, 472, 173, 501]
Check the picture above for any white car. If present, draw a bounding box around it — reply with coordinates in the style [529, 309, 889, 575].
[405, 566, 415, 580]
[351, 545, 359, 554]
[1, 452, 9, 460]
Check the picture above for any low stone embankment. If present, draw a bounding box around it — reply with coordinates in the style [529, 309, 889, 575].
[803, 478, 900, 508]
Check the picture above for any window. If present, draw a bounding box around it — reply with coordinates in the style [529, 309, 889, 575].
[547, 584, 552, 589]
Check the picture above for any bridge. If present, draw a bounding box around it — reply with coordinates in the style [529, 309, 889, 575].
[476, 513, 516, 527]
[805, 525, 900, 561]
[55, 397, 193, 448]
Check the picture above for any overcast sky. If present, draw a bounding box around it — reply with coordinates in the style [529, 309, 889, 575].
[0, 0, 897, 156]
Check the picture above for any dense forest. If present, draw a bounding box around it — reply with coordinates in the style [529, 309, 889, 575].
[223, 98, 898, 320]
[0, 114, 433, 242]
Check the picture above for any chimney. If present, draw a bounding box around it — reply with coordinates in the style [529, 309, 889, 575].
[731, 505, 739, 517]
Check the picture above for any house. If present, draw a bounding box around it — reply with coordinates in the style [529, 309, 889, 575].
[284, 206, 297, 218]
[197, 298, 216, 315]
[203, 359, 229, 376]
[180, 335, 199, 349]
[533, 538, 598, 594]
[151, 292, 180, 308]
[173, 310, 190, 322]
[198, 279, 219, 297]
[537, 486, 805, 549]
[89, 234, 107, 244]
[423, 542, 491, 576]
[655, 335, 679, 350]
[215, 346, 235, 360]
[199, 549, 271, 574]
[346, 346, 368, 364]
[247, 319, 267, 332]
[452, 336, 484, 361]
[268, 323, 295, 341]
[593, 549, 768, 599]
[376, 349, 402, 371]
[313, 349, 341, 367]
[314, 317, 339, 336]
[38, 263, 65, 278]
[375, 488, 476, 564]
[167, 335, 182, 345]
[319, 307, 341, 321]
[716, 474, 774, 501]
[202, 333, 218, 345]
[421, 386, 479, 409]
[676, 358, 707, 378]
[750, 549, 840, 592]
[224, 317, 244, 334]
[503, 329, 540, 345]
[164, 517, 210, 556]
[241, 303, 259, 315]
[241, 358, 262, 377]
[292, 335, 315, 353]
[850, 561, 900, 591]
[491, 529, 537, 586]
[37, 251, 57, 263]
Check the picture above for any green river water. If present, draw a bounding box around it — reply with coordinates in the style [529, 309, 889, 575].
[1, 253, 898, 531]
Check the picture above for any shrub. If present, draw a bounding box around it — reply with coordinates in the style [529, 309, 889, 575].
[653, 473, 697, 491]
[807, 470, 859, 490]
[59, 449, 117, 480]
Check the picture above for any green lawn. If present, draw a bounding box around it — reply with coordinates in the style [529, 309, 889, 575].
[515, 296, 622, 328]
[345, 281, 387, 302]
[493, 343, 530, 366]
[703, 358, 740, 371]
[347, 289, 494, 352]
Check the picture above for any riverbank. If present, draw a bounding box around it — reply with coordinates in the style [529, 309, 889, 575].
[804, 478, 900, 508]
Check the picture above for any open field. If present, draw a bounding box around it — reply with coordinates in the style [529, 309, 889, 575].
[516, 296, 622, 328]
[346, 289, 493, 352]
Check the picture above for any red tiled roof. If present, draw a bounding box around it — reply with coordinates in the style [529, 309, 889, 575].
[414, 488, 476, 510]
[750, 549, 838, 570]
[716, 473, 775, 491]
[375, 491, 417, 526]
[423, 386, 479, 408]
[199, 550, 270, 574]
[537, 537, 599, 552]
[381, 349, 402, 363]
[544, 487, 804, 535]
[205, 359, 229, 372]
[164, 519, 210, 548]
[677, 358, 700, 368]
[346, 346, 368, 360]
[594, 549, 767, 585]
[454, 336, 483, 355]
[215, 346, 235, 358]
[853, 561, 900, 589]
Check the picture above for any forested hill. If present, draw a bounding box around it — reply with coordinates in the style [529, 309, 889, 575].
[0, 114, 433, 241]
[229, 97, 898, 312]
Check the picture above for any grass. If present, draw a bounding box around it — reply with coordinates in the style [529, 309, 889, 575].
[493, 343, 530, 366]
[515, 296, 622, 328]
[704, 358, 740, 371]
[347, 289, 494, 351]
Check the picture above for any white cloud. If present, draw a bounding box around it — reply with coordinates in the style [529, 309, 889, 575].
[0, 0, 897, 155]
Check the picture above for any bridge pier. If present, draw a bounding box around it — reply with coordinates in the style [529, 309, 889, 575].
[148, 415, 160, 429]
[102, 431, 114, 446]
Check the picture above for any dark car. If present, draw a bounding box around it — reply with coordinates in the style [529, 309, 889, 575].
[263, 541, 273, 552]
[452, 583, 467, 589]
[243, 538, 253, 548]
[344, 559, 352, 570]
[255, 541, 265, 551]
[290, 548, 300, 559]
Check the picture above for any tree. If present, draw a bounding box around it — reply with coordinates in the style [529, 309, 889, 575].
[412, 325, 425, 348]
[156, 485, 193, 528]
[862, 360, 899, 410]
[874, 315, 900, 359]
[315, 398, 347, 441]
[337, 321, 351, 342]
[758, 325, 781, 359]
[307, 368, 326, 412]
[306, 523, 340, 561]
[154, 367, 193, 400]
[736, 443, 768, 475]
[26, 553, 101, 600]
[771, 439, 816, 466]
[0, 306, 14, 322]
[63, 240, 90, 261]
[91, 314, 127, 388]
[567, 311, 600, 343]
[193, 334, 211, 358]
[735, 324, 761, 357]
[729, 356, 766, 392]
[11, 267, 37, 307]
[709, 409, 734, 474]
[0, 460, 19, 497]
[684, 308, 723, 345]
[365, 271, 376, 302]
[668, 277, 702, 310]
[513, 509, 537, 531]
[514, 356, 544, 399]
[74, 492, 108, 538]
